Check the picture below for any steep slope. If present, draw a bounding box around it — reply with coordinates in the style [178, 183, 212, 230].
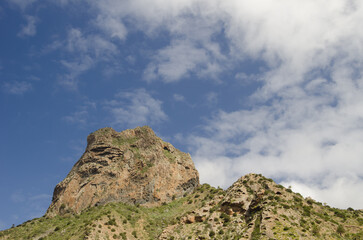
[1, 174, 362, 239]
[1, 126, 362, 239]
[46, 126, 199, 217]
[163, 174, 363, 239]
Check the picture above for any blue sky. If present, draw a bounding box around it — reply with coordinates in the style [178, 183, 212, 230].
[1, 0, 363, 230]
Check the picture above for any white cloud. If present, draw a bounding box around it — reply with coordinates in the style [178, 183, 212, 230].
[65, 28, 117, 57]
[189, 69, 363, 208]
[90, 0, 227, 82]
[205, 92, 218, 105]
[173, 94, 185, 102]
[58, 28, 117, 89]
[95, 15, 127, 40]
[282, 176, 363, 209]
[63, 110, 88, 124]
[13, 0, 363, 208]
[105, 89, 167, 128]
[63, 100, 96, 125]
[235, 72, 262, 85]
[59, 57, 94, 90]
[3, 81, 32, 95]
[143, 39, 220, 82]
[18, 15, 37, 37]
[82, 0, 363, 208]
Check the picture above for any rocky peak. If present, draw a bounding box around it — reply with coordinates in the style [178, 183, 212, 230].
[46, 126, 199, 217]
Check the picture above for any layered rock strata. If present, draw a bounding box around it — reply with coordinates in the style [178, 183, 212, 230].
[46, 126, 199, 216]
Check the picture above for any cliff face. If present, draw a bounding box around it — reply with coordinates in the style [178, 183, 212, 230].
[2, 174, 363, 239]
[46, 126, 199, 216]
[2, 127, 362, 239]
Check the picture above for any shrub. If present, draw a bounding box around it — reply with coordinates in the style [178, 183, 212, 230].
[334, 210, 346, 220]
[293, 196, 302, 203]
[106, 218, 117, 226]
[120, 232, 127, 240]
[312, 225, 320, 236]
[299, 218, 307, 226]
[220, 213, 231, 223]
[336, 224, 345, 236]
[302, 206, 311, 217]
[281, 203, 290, 209]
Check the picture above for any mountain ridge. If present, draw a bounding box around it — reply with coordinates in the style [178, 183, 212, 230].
[1, 126, 362, 239]
[46, 126, 199, 217]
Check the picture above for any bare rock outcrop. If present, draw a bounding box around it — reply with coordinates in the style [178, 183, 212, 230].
[46, 126, 199, 216]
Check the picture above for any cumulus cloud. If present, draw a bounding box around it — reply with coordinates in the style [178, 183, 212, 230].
[65, 0, 363, 208]
[3, 81, 32, 95]
[79, 0, 359, 209]
[189, 67, 363, 208]
[89, 0, 227, 82]
[18, 15, 37, 37]
[144, 39, 212, 82]
[58, 28, 117, 89]
[95, 15, 127, 41]
[16, 0, 363, 208]
[105, 89, 167, 128]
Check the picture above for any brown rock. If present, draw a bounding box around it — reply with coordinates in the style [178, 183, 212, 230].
[185, 215, 195, 224]
[46, 126, 199, 216]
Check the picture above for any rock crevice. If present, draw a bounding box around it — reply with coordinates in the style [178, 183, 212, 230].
[46, 126, 199, 217]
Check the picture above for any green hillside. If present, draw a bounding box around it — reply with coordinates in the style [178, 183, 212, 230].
[1, 174, 362, 240]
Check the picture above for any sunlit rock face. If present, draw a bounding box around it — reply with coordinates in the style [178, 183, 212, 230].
[46, 126, 199, 216]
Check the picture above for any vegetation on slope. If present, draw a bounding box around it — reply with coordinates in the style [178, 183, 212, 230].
[0, 184, 222, 240]
[1, 174, 363, 240]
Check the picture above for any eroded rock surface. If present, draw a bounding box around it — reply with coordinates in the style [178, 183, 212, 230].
[46, 126, 199, 216]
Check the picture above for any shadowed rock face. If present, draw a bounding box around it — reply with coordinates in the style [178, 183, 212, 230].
[46, 126, 199, 216]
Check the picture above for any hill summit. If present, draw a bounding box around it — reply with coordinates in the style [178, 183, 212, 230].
[46, 126, 199, 217]
[1, 126, 363, 239]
